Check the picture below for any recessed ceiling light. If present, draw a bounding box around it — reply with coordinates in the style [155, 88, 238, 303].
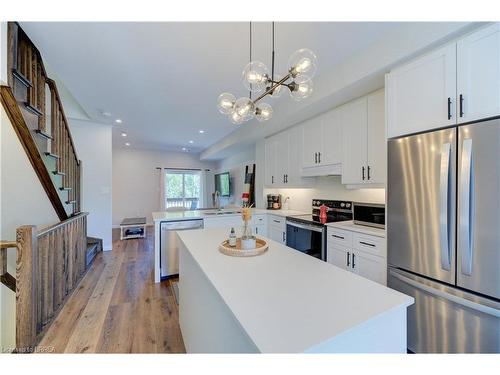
[199, 130, 205, 134]
[182, 147, 187, 151]
[125, 142, 130, 146]
[121, 132, 127, 137]
[189, 140, 194, 144]
[115, 119, 123, 124]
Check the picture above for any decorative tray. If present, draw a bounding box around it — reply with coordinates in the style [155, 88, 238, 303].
[218, 238, 269, 257]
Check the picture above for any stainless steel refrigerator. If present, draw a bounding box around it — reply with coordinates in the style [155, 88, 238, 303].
[387, 118, 500, 353]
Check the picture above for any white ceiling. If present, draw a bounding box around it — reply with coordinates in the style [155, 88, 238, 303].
[19, 22, 416, 153]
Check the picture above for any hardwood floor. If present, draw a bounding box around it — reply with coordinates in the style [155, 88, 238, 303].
[38, 228, 186, 353]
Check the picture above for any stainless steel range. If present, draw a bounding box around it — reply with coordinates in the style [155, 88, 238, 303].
[286, 199, 353, 261]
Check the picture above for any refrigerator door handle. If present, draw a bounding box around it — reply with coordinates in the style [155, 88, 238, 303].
[460, 138, 474, 276]
[389, 269, 500, 318]
[439, 143, 452, 271]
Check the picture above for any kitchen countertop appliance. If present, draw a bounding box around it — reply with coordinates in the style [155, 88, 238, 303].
[267, 194, 282, 210]
[387, 117, 500, 353]
[286, 199, 353, 260]
[353, 203, 385, 229]
[160, 219, 204, 278]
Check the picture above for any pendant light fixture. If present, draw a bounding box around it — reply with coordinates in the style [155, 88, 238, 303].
[217, 22, 317, 124]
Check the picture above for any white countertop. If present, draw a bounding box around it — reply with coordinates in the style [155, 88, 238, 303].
[327, 220, 386, 238]
[152, 208, 308, 222]
[177, 228, 413, 353]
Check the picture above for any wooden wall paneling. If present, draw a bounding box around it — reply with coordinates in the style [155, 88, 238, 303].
[53, 228, 63, 310]
[16, 225, 38, 351]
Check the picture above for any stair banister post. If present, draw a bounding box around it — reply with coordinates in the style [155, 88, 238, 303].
[15, 225, 38, 352]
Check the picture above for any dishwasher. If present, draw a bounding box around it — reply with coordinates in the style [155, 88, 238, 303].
[160, 219, 204, 278]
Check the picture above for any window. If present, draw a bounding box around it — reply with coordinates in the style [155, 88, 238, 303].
[165, 170, 201, 209]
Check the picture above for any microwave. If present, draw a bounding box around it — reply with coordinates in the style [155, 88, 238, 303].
[353, 203, 385, 229]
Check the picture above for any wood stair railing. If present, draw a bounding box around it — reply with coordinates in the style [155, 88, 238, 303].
[6, 213, 89, 352]
[1, 22, 81, 220]
[1, 241, 17, 293]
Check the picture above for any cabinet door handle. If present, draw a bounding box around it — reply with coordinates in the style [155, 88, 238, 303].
[318, 152, 321, 164]
[283, 174, 285, 183]
[314, 152, 318, 164]
[362, 166, 365, 180]
[347, 252, 350, 267]
[447, 97, 452, 120]
[359, 241, 375, 247]
[273, 219, 280, 223]
[331, 234, 344, 240]
[282, 232, 286, 242]
[459, 94, 464, 117]
[352, 253, 356, 269]
[367, 165, 371, 180]
[285, 174, 288, 183]
[256, 227, 258, 234]
[272, 175, 274, 184]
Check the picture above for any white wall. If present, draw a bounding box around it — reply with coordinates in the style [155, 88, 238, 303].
[68, 120, 113, 250]
[215, 145, 256, 208]
[0, 107, 59, 351]
[112, 147, 216, 226]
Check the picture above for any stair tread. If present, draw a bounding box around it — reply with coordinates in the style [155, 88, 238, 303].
[53, 171, 65, 176]
[45, 152, 60, 159]
[26, 103, 44, 117]
[35, 129, 52, 139]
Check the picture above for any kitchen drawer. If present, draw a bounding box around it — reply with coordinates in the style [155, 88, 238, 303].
[252, 214, 267, 225]
[327, 227, 353, 248]
[268, 215, 285, 227]
[352, 233, 386, 257]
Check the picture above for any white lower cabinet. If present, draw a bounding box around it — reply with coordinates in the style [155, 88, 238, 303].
[268, 215, 286, 244]
[327, 227, 387, 285]
[252, 214, 268, 237]
[351, 251, 386, 285]
[203, 216, 242, 229]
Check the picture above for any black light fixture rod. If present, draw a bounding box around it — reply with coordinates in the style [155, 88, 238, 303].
[271, 22, 275, 82]
[249, 21, 252, 100]
[253, 72, 291, 104]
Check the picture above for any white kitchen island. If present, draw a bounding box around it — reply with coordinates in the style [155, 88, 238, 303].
[177, 228, 414, 353]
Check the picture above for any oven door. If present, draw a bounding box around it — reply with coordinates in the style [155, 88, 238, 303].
[286, 221, 325, 260]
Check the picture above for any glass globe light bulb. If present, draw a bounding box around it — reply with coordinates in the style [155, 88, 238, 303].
[217, 92, 236, 114]
[255, 103, 273, 122]
[242, 61, 269, 92]
[234, 97, 255, 121]
[230, 110, 245, 125]
[289, 77, 314, 101]
[288, 48, 317, 81]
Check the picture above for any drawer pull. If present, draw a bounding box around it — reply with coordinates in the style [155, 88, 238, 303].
[359, 241, 375, 247]
[273, 220, 281, 223]
[331, 234, 345, 240]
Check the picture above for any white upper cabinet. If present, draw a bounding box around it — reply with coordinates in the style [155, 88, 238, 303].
[264, 137, 277, 186]
[366, 90, 386, 184]
[341, 97, 368, 185]
[387, 23, 500, 137]
[300, 108, 342, 176]
[264, 127, 309, 188]
[301, 117, 323, 168]
[321, 107, 343, 166]
[386, 43, 457, 138]
[457, 23, 500, 124]
[341, 89, 385, 186]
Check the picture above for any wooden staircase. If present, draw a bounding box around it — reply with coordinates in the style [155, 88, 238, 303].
[0, 22, 104, 352]
[1, 22, 81, 221]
